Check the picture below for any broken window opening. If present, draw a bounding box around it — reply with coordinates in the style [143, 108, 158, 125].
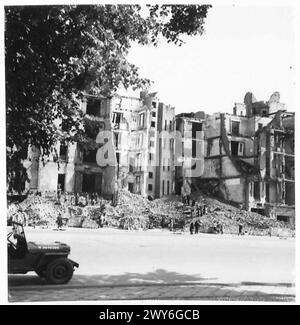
[86, 98, 102, 117]
[57, 174, 65, 192]
[128, 183, 134, 193]
[59, 144, 67, 160]
[231, 121, 240, 136]
[254, 181, 260, 200]
[192, 122, 202, 138]
[231, 141, 239, 156]
[83, 149, 97, 164]
[277, 215, 290, 223]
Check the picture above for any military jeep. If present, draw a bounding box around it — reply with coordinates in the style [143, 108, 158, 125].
[8, 221, 79, 284]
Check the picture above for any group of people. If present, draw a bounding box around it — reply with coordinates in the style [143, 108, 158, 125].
[56, 190, 103, 207]
[189, 220, 201, 235]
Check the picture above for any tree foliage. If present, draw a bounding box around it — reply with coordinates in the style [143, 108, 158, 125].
[5, 4, 212, 193]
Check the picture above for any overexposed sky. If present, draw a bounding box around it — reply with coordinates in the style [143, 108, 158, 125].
[123, 5, 295, 115]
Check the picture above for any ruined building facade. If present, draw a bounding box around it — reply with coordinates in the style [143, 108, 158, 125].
[23, 90, 294, 223]
[174, 92, 295, 224]
[25, 92, 175, 199]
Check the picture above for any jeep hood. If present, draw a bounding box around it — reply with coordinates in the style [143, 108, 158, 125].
[27, 241, 70, 253]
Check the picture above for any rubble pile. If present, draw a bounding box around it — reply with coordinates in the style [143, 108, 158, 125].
[7, 194, 61, 227]
[7, 190, 295, 237]
[190, 193, 295, 236]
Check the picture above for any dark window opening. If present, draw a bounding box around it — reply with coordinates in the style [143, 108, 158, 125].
[231, 141, 239, 156]
[277, 215, 290, 223]
[254, 181, 260, 200]
[162, 180, 165, 195]
[250, 208, 265, 216]
[86, 98, 101, 116]
[151, 121, 156, 128]
[152, 111, 156, 117]
[59, 144, 67, 160]
[148, 184, 153, 191]
[128, 183, 134, 193]
[192, 140, 197, 158]
[136, 176, 141, 194]
[116, 152, 120, 165]
[192, 122, 202, 138]
[83, 149, 97, 164]
[167, 181, 170, 195]
[57, 174, 65, 192]
[82, 173, 95, 193]
[231, 121, 240, 136]
[152, 102, 157, 108]
[266, 156, 270, 177]
[266, 183, 270, 202]
[149, 172, 153, 179]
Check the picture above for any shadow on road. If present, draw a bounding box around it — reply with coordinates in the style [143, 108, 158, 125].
[8, 269, 295, 302]
[8, 269, 216, 287]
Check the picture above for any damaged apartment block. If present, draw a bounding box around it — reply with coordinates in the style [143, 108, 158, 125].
[175, 92, 294, 225]
[24, 91, 175, 200]
[22, 90, 294, 224]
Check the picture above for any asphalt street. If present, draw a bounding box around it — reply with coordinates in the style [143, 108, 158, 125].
[7, 227, 295, 302]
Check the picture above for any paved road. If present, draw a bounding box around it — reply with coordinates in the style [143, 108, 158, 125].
[8, 228, 295, 302]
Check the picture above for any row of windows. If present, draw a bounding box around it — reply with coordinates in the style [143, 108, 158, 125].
[164, 120, 173, 132]
[148, 179, 171, 195]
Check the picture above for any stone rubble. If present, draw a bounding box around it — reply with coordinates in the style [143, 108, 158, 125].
[7, 190, 295, 237]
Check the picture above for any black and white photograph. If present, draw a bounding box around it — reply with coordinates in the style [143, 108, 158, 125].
[2, 0, 298, 305]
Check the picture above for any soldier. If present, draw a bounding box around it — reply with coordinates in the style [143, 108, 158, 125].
[194, 220, 200, 234]
[189, 222, 194, 235]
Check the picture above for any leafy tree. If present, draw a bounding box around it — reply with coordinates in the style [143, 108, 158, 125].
[5, 4, 212, 193]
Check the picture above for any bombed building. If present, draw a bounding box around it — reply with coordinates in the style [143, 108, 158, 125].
[174, 92, 295, 224]
[24, 92, 175, 199]
[21, 90, 294, 224]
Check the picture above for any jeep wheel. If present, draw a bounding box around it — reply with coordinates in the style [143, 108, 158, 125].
[45, 258, 74, 284]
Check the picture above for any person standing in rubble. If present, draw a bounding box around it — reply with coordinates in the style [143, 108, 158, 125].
[238, 219, 243, 235]
[56, 213, 63, 229]
[194, 220, 200, 234]
[189, 221, 194, 235]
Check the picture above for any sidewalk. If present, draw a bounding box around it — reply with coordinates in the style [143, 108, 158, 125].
[8, 280, 295, 302]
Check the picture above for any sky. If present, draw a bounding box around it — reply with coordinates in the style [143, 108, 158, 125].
[121, 5, 296, 115]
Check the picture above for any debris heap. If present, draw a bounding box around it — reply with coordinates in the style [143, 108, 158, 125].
[7, 190, 295, 237]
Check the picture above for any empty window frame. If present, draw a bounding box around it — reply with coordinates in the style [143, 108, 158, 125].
[231, 120, 240, 136]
